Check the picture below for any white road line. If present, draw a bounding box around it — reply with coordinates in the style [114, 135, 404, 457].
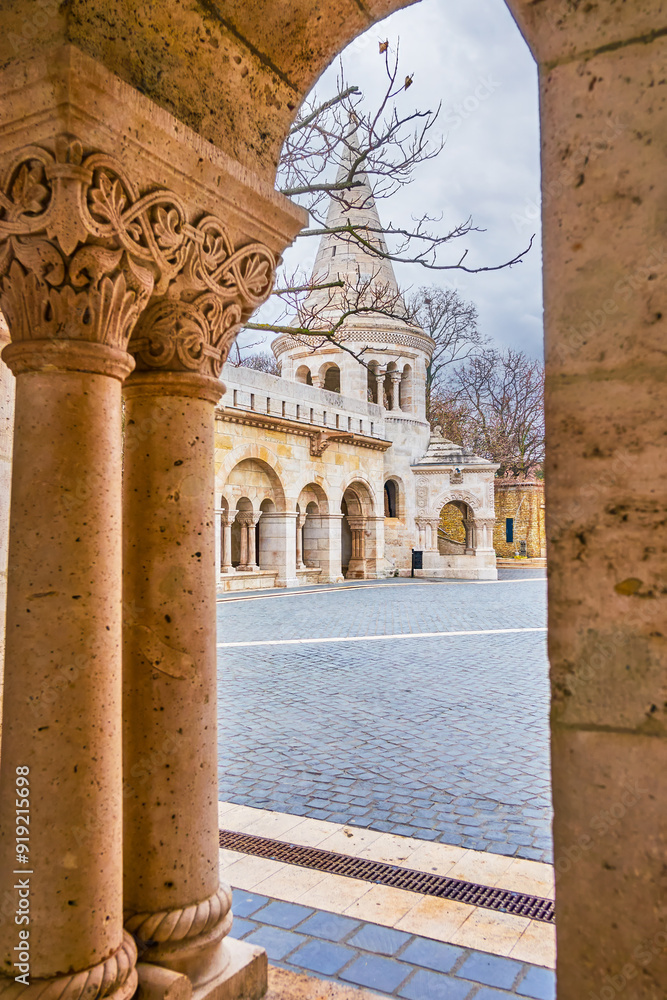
[217, 626, 547, 648]
[216, 577, 545, 604]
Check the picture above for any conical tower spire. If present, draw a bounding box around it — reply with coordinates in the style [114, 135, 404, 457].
[302, 131, 405, 322]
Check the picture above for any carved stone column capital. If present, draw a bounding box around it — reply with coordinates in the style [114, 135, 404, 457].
[474, 517, 496, 531]
[0, 132, 277, 381]
[237, 511, 259, 528]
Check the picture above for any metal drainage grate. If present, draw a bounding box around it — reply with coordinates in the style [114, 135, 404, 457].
[219, 828, 554, 924]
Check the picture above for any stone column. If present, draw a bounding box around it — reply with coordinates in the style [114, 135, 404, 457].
[122, 190, 278, 995]
[463, 517, 476, 554]
[221, 510, 235, 574]
[0, 135, 144, 1000]
[123, 371, 231, 988]
[246, 513, 260, 571]
[237, 513, 250, 570]
[236, 513, 257, 571]
[473, 517, 496, 552]
[426, 518, 441, 552]
[375, 370, 386, 408]
[389, 371, 401, 411]
[345, 515, 367, 579]
[0, 315, 14, 687]
[498, 5, 667, 995]
[415, 518, 427, 551]
[296, 513, 306, 570]
[214, 507, 222, 581]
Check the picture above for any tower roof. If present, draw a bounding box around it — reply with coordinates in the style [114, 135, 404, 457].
[299, 134, 407, 326]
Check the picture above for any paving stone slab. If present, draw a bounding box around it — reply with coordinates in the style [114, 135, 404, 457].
[340, 955, 413, 993]
[218, 577, 552, 863]
[290, 940, 356, 977]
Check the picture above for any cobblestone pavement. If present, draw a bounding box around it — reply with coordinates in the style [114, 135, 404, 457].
[232, 889, 555, 1000]
[217, 570, 552, 863]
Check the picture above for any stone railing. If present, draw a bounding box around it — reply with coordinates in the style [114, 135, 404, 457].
[220, 362, 385, 439]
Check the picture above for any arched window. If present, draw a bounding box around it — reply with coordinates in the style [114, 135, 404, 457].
[384, 480, 398, 518]
[322, 365, 341, 393]
[295, 365, 312, 385]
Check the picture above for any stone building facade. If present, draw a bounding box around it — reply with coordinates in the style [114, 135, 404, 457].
[214, 162, 498, 589]
[493, 477, 546, 560]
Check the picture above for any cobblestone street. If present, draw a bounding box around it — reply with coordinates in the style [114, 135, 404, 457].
[217, 570, 552, 863]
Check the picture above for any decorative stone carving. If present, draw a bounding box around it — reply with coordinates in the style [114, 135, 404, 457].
[125, 885, 232, 948]
[309, 429, 354, 457]
[432, 489, 480, 515]
[0, 932, 138, 1000]
[415, 477, 429, 509]
[0, 134, 276, 375]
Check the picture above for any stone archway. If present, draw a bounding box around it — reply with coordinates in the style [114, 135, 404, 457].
[341, 479, 375, 579]
[439, 499, 473, 554]
[0, 6, 662, 1000]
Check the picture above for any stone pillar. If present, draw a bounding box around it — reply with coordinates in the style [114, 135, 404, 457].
[375, 370, 387, 409]
[247, 513, 260, 571]
[221, 510, 235, 574]
[119, 139, 283, 994]
[426, 518, 441, 552]
[0, 134, 143, 999]
[305, 513, 344, 583]
[345, 515, 367, 579]
[463, 517, 476, 555]
[214, 507, 222, 581]
[499, 4, 667, 996]
[363, 515, 384, 579]
[237, 513, 250, 570]
[123, 371, 232, 989]
[296, 513, 306, 570]
[236, 513, 257, 571]
[473, 517, 496, 552]
[415, 517, 427, 551]
[0, 315, 14, 682]
[389, 371, 401, 411]
[258, 512, 299, 587]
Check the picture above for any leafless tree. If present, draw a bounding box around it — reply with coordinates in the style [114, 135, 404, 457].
[242, 41, 534, 365]
[406, 285, 487, 417]
[433, 348, 544, 477]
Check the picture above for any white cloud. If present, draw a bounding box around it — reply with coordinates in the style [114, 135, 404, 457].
[245, 0, 543, 360]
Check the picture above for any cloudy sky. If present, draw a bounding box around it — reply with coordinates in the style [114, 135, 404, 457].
[244, 0, 543, 360]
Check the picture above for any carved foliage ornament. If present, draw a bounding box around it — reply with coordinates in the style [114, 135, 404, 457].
[0, 134, 276, 376]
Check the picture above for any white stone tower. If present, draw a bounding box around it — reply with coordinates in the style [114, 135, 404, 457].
[273, 141, 434, 462]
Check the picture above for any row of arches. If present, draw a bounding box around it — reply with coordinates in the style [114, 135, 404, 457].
[367, 361, 412, 412]
[218, 459, 378, 581]
[293, 359, 414, 413]
[295, 361, 340, 393]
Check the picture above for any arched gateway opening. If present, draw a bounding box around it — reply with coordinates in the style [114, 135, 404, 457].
[438, 500, 473, 554]
[340, 481, 374, 579]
